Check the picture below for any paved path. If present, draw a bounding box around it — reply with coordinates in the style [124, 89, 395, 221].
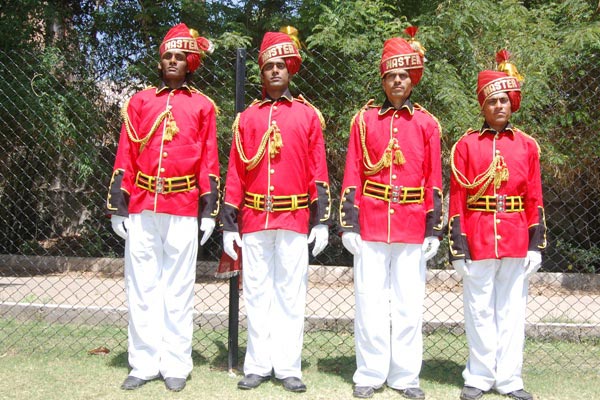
[1, 267, 599, 338]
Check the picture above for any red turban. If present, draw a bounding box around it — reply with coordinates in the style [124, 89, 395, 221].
[477, 50, 523, 112]
[258, 31, 302, 75]
[380, 28, 425, 85]
[159, 23, 213, 73]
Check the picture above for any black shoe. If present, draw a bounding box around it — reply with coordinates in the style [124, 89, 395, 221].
[399, 387, 425, 399]
[353, 385, 375, 398]
[237, 374, 271, 390]
[120, 376, 148, 390]
[507, 389, 533, 400]
[461, 386, 484, 400]
[281, 376, 307, 393]
[164, 377, 186, 392]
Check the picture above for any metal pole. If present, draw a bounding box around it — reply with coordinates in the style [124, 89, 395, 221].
[228, 48, 246, 373]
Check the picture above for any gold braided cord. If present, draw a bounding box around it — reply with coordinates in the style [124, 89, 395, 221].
[357, 102, 398, 176]
[450, 140, 510, 205]
[121, 98, 173, 152]
[233, 113, 277, 171]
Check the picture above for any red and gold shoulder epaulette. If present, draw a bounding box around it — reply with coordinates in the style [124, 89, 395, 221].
[367, 99, 379, 108]
[363, 99, 379, 110]
[465, 128, 478, 136]
[413, 103, 443, 137]
[295, 94, 326, 129]
[515, 129, 541, 154]
[350, 99, 379, 130]
[190, 87, 220, 115]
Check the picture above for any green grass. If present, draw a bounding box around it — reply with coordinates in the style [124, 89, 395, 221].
[19, 294, 52, 304]
[0, 320, 599, 399]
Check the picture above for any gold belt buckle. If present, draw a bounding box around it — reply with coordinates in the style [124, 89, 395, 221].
[390, 185, 402, 203]
[265, 195, 273, 212]
[496, 194, 506, 212]
[156, 177, 165, 194]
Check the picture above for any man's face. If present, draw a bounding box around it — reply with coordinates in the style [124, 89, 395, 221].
[482, 92, 512, 130]
[382, 69, 413, 104]
[261, 57, 290, 94]
[159, 50, 188, 81]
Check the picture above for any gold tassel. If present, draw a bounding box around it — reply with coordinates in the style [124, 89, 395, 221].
[493, 155, 509, 188]
[163, 113, 179, 142]
[382, 150, 392, 168]
[394, 149, 405, 165]
[269, 125, 283, 158]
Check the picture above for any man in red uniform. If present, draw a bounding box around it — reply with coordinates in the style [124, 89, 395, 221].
[221, 29, 331, 393]
[449, 50, 547, 400]
[106, 23, 219, 392]
[339, 27, 443, 399]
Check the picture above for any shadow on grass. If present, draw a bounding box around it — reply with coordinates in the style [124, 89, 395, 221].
[421, 358, 463, 387]
[192, 349, 209, 366]
[108, 350, 129, 371]
[108, 347, 213, 372]
[200, 339, 234, 369]
[316, 355, 355, 384]
[314, 356, 463, 387]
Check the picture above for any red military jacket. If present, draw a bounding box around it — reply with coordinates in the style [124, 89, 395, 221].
[221, 91, 331, 235]
[106, 84, 220, 218]
[339, 99, 443, 244]
[448, 123, 547, 261]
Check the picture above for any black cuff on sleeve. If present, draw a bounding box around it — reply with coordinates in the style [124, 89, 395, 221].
[309, 181, 332, 228]
[448, 215, 470, 261]
[200, 175, 221, 219]
[220, 203, 239, 232]
[106, 169, 129, 217]
[338, 187, 360, 234]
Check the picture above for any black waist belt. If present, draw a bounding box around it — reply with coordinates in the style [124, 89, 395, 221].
[467, 195, 524, 212]
[135, 171, 196, 194]
[244, 192, 309, 212]
[362, 180, 424, 204]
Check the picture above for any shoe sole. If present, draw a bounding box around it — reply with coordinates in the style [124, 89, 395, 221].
[121, 380, 147, 390]
[237, 378, 270, 390]
[121, 385, 144, 390]
[460, 393, 483, 400]
[284, 387, 307, 393]
[401, 391, 425, 399]
[165, 383, 185, 392]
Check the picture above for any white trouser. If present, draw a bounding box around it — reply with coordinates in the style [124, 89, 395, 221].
[124, 211, 198, 380]
[353, 241, 426, 390]
[241, 229, 308, 379]
[462, 257, 528, 394]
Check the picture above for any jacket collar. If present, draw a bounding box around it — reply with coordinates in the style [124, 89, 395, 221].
[156, 82, 193, 94]
[479, 121, 515, 136]
[259, 88, 294, 105]
[378, 98, 414, 116]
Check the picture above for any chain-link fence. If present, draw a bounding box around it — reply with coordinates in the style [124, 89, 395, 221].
[1, 46, 599, 373]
